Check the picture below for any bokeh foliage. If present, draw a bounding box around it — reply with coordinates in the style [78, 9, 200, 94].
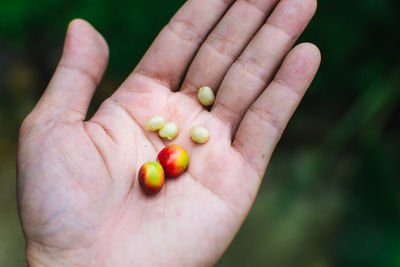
[0, 0, 399, 266]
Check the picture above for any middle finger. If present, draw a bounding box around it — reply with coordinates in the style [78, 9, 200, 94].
[180, 0, 278, 96]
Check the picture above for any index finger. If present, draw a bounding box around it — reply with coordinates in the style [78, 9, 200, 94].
[124, 0, 234, 91]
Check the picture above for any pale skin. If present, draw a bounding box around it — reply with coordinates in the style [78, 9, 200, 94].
[17, 0, 321, 266]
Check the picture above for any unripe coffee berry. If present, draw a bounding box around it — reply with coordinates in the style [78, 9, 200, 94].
[146, 116, 165, 131]
[159, 122, 179, 140]
[157, 145, 189, 177]
[138, 161, 165, 195]
[198, 86, 215, 107]
[190, 126, 210, 144]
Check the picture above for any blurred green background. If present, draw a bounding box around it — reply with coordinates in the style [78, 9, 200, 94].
[1, 0, 399, 266]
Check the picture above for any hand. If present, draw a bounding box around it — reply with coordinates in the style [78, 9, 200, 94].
[17, 0, 320, 265]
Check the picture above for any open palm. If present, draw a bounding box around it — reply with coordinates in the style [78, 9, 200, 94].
[17, 0, 320, 266]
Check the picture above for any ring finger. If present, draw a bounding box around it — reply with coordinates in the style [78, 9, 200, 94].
[212, 0, 317, 136]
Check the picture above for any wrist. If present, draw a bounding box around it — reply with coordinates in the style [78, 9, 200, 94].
[26, 241, 81, 267]
[26, 252, 51, 267]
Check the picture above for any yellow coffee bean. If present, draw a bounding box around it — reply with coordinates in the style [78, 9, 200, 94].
[146, 116, 166, 131]
[198, 86, 215, 107]
[159, 122, 179, 140]
[190, 125, 210, 144]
